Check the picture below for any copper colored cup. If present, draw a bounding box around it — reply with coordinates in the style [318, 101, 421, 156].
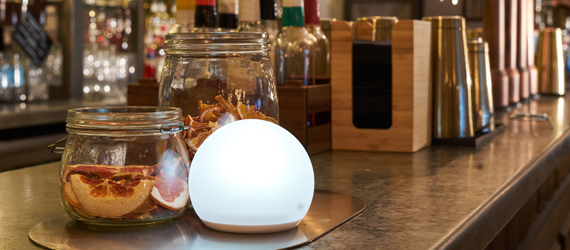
[536, 28, 565, 96]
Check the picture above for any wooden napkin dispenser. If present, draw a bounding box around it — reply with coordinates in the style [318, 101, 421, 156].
[278, 85, 332, 156]
[331, 20, 432, 153]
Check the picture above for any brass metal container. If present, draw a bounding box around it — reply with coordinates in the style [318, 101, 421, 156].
[423, 16, 474, 139]
[467, 27, 484, 40]
[536, 27, 565, 96]
[468, 39, 495, 133]
[357, 16, 398, 41]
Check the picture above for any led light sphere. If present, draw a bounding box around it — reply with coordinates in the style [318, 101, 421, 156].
[189, 119, 315, 233]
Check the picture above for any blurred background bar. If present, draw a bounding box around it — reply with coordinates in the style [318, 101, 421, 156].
[0, 0, 569, 174]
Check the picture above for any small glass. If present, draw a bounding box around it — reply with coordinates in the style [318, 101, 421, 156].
[58, 106, 190, 226]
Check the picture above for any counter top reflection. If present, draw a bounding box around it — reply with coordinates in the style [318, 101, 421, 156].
[1, 96, 570, 249]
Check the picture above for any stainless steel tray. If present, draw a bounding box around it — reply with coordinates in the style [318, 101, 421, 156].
[29, 189, 366, 250]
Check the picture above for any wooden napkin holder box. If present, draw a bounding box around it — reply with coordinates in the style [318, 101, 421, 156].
[127, 78, 159, 106]
[330, 20, 432, 153]
[278, 84, 332, 156]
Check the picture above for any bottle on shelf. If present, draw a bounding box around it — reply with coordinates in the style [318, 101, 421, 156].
[12, 53, 26, 102]
[260, 0, 279, 69]
[194, 0, 219, 31]
[260, 0, 279, 42]
[0, 53, 13, 102]
[218, 0, 238, 30]
[274, 0, 318, 86]
[237, 0, 261, 31]
[171, 0, 196, 32]
[144, 47, 157, 78]
[304, 0, 330, 84]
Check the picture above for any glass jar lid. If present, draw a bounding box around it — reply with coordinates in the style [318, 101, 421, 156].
[165, 32, 269, 55]
[66, 106, 186, 134]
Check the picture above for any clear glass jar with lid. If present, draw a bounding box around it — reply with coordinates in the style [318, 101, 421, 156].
[57, 107, 190, 226]
[159, 32, 279, 161]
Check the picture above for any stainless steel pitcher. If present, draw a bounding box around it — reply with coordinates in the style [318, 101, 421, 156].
[468, 39, 495, 133]
[536, 27, 565, 96]
[423, 16, 474, 139]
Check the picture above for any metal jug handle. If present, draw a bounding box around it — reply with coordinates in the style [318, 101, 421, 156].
[48, 135, 68, 154]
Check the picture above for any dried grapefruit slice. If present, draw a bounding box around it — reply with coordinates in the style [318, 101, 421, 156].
[151, 171, 188, 210]
[130, 197, 157, 214]
[62, 166, 80, 207]
[69, 174, 155, 218]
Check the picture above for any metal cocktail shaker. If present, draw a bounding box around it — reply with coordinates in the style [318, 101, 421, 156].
[423, 16, 474, 139]
[363, 16, 398, 41]
[536, 27, 565, 96]
[468, 39, 495, 133]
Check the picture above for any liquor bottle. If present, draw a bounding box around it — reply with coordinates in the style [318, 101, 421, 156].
[172, 0, 195, 32]
[274, 0, 317, 86]
[194, 0, 219, 31]
[0, 52, 13, 102]
[238, 0, 261, 31]
[260, 0, 279, 42]
[12, 53, 25, 102]
[304, 0, 330, 84]
[218, 0, 238, 30]
[260, 0, 279, 69]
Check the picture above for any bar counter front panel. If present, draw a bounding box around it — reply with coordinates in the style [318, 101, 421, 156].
[2, 95, 570, 249]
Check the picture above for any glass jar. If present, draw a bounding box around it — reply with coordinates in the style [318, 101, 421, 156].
[58, 107, 190, 226]
[159, 32, 278, 161]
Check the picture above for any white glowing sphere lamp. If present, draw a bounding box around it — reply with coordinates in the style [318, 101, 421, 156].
[189, 119, 315, 233]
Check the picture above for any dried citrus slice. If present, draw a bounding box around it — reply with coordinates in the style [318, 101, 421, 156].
[69, 174, 155, 218]
[62, 164, 126, 208]
[200, 105, 223, 123]
[185, 138, 198, 153]
[130, 198, 157, 214]
[198, 100, 213, 113]
[242, 110, 266, 120]
[188, 130, 212, 150]
[214, 113, 238, 130]
[215, 95, 240, 118]
[62, 166, 81, 207]
[236, 102, 249, 120]
[265, 116, 278, 124]
[151, 171, 189, 210]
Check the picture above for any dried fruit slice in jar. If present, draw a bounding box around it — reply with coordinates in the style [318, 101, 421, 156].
[69, 173, 156, 218]
[61, 166, 81, 207]
[183, 95, 278, 160]
[150, 157, 189, 210]
[150, 170, 189, 210]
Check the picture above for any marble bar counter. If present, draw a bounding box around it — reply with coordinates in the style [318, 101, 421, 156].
[2, 96, 570, 249]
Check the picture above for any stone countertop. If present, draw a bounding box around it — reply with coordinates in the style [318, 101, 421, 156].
[0, 99, 124, 130]
[1, 96, 569, 249]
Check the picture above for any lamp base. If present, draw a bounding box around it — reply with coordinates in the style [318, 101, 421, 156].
[202, 220, 301, 234]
